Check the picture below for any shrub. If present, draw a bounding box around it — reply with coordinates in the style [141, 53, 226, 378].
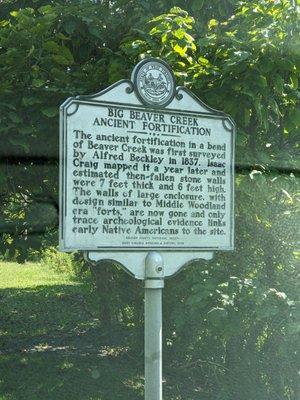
[41, 246, 82, 277]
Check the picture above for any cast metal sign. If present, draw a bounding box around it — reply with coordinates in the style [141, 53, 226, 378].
[60, 58, 235, 400]
[59, 58, 235, 254]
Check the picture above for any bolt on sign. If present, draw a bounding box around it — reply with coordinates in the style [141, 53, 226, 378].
[59, 58, 235, 254]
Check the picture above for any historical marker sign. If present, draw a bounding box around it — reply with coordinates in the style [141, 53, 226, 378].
[60, 58, 235, 252]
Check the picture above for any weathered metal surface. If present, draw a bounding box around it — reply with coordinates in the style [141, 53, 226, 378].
[60, 59, 235, 254]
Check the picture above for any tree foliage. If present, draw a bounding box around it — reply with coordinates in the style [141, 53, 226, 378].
[0, 0, 138, 258]
[0, 1, 299, 399]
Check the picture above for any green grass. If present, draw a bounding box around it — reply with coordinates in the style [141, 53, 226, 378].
[0, 262, 143, 400]
[0, 262, 78, 289]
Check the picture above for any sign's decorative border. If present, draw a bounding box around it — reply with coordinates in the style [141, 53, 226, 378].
[59, 79, 235, 252]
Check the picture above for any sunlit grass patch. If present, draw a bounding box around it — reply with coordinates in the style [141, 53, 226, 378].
[0, 262, 79, 289]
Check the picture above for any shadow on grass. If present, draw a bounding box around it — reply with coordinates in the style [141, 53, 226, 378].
[0, 284, 101, 344]
[0, 352, 143, 400]
[0, 284, 143, 400]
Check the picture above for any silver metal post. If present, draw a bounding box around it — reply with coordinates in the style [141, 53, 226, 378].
[144, 251, 164, 400]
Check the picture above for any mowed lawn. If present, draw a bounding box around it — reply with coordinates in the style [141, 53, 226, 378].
[0, 262, 143, 400]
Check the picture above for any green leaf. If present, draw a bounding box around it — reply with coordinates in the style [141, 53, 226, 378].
[170, 7, 187, 16]
[161, 33, 168, 44]
[88, 26, 102, 39]
[184, 32, 195, 43]
[273, 74, 284, 93]
[173, 43, 187, 57]
[32, 79, 45, 88]
[0, 19, 9, 27]
[257, 75, 267, 87]
[43, 41, 60, 54]
[60, 46, 74, 64]
[22, 97, 42, 106]
[64, 19, 76, 35]
[244, 108, 251, 126]
[41, 107, 58, 117]
[289, 108, 300, 126]
[198, 56, 210, 65]
[290, 74, 298, 89]
[56, 33, 70, 41]
[234, 50, 250, 61]
[38, 5, 53, 14]
[269, 98, 281, 117]
[52, 55, 70, 66]
[192, 0, 204, 12]
[208, 19, 218, 30]
[173, 29, 185, 40]
[149, 26, 162, 35]
[8, 112, 22, 123]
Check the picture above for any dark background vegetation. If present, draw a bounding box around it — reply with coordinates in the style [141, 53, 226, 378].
[0, 0, 299, 399]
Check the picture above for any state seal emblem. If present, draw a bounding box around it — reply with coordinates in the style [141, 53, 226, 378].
[132, 58, 175, 107]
